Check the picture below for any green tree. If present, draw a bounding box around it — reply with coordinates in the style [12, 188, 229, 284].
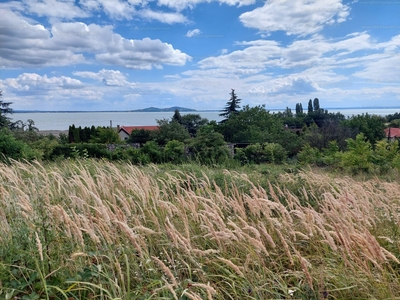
[219, 89, 241, 121]
[189, 126, 230, 164]
[141, 141, 163, 163]
[372, 140, 399, 173]
[172, 109, 182, 124]
[295, 103, 304, 116]
[127, 129, 153, 144]
[219, 105, 281, 143]
[0, 129, 37, 162]
[307, 99, 313, 114]
[180, 114, 209, 137]
[0, 91, 13, 128]
[342, 133, 373, 173]
[389, 119, 400, 128]
[313, 98, 320, 112]
[283, 107, 293, 118]
[235, 143, 287, 164]
[164, 140, 186, 163]
[90, 127, 120, 144]
[26, 119, 38, 132]
[153, 118, 190, 145]
[342, 113, 385, 146]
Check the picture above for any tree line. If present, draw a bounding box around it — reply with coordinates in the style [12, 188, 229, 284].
[1, 89, 400, 174]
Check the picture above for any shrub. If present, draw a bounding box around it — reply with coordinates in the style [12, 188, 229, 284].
[164, 140, 186, 163]
[297, 144, 322, 165]
[0, 129, 37, 162]
[235, 143, 287, 164]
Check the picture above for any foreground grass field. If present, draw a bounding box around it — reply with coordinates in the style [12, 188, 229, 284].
[1, 160, 400, 299]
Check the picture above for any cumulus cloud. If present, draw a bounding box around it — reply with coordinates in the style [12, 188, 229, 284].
[140, 9, 188, 24]
[239, 0, 350, 35]
[186, 29, 201, 37]
[0, 9, 191, 69]
[269, 77, 319, 95]
[73, 69, 135, 87]
[22, 0, 90, 20]
[1, 73, 84, 92]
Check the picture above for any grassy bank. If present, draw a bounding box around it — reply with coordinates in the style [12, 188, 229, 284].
[1, 160, 400, 299]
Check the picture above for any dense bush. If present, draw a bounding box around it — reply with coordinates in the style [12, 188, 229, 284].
[235, 142, 287, 164]
[0, 129, 37, 162]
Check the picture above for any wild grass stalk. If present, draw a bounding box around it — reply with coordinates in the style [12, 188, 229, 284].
[1, 159, 400, 299]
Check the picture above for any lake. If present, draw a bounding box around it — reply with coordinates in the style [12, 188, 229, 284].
[10, 108, 400, 131]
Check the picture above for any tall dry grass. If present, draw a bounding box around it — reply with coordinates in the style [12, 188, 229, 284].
[0, 159, 400, 299]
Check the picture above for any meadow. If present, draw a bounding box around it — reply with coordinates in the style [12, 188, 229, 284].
[1, 160, 400, 299]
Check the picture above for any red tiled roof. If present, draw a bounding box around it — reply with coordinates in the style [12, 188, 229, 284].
[118, 126, 159, 135]
[384, 127, 400, 138]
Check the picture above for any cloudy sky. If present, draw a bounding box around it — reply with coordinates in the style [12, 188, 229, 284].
[0, 0, 399, 111]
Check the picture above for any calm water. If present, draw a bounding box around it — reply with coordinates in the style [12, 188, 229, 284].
[11, 108, 400, 131]
[10, 111, 225, 131]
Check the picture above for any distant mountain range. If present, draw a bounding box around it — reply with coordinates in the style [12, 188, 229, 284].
[131, 106, 196, 112]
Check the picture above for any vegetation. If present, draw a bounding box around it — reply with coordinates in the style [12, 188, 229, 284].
[1, 160, 400, 299]
[2, 90, 400, 299]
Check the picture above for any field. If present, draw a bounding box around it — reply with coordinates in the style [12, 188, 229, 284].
[1, 160, 400, 299]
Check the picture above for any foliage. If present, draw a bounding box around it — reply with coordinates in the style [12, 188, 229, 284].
[50, 143, 109, 159]
[89, 127, 121, 144]
[385, 112, 400, 122]
[341, 133, 373, 173]
[164, 140, 186, 163]
[140, 141, 163, 163]
[297, 144, 322, 165]
[295, 103, 304, 116]
[0, 90, 13, 128]
[189, 126, 230, 164]
[388, 119, 400, 128]
[235, 142, 287, 164]
[372, 140, 399, 173]
[127, 128, 153, 144]
[219, 105, 283, 143]
[68, 125, 96, 143]
[154, 118, 190, 145]
[219, 89, 241, 121]
[180, 113, 209, 137]
[342, 113, 385, 146]
[0, 129, 37, 162]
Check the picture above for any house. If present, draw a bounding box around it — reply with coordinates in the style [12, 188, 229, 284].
[384, 127, 400, 142]
[117, 125, 159, 141]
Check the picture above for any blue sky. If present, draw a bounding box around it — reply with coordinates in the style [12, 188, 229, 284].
[0, 0, 399, 111]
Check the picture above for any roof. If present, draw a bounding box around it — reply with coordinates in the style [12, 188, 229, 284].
[384, 127, 400, 138]
[118, 126, 159, 135]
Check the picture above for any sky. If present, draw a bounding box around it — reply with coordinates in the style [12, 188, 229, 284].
[0, 0, 400, 111]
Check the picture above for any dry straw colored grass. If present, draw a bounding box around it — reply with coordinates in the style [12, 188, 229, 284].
[1, 159, 400, 299]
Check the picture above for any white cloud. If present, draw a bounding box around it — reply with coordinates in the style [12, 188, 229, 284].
[23, 0, 90, 20]
[78, 0, 136, 19]
[0, 9, 191, 69]
[239, 0, 350, 35]
[140, 9, 188, 24]
[1, 73, 84, 91]
[269, 77, 319, 95]
[186, 29, 201, 37]
[74, 69, 135, 86]
[155, 0, 256, 11]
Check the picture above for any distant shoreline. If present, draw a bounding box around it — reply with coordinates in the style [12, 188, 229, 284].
[14, 107, 400, 113]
